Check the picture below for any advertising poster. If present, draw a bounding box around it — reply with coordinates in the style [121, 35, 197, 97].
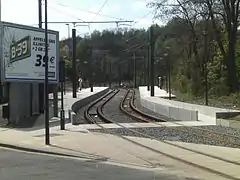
[1, 22, 59, 83]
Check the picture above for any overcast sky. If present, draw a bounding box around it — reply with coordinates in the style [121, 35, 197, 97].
[1, 0, 163, 40]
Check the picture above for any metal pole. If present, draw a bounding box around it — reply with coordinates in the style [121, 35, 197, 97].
[133, 52, 137, 88]
[38, 0, 42, 28]
[168, 61, 171, 100]
[60, 59, 65, 130]
[147, 43, 150, 91]
[64, 24, 70, 95]
[90, 46, 93, 92]
[44, 0, 50, 145]
[109, 59, 112, 88]
[60, 81, 65, 129]
[204, 31, 208, 106]
[38, 0, 44, 114]
[150, 26, 155, 96]
[72, 29, 77, 98]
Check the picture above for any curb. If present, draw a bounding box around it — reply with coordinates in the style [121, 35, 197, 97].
[0, 142, 104, 161]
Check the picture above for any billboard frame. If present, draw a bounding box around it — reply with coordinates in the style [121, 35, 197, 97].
[0, 21, 59, 83]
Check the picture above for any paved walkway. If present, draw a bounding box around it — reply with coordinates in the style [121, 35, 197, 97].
[0, 125, 239, 180]
[139, 86, 176, 98]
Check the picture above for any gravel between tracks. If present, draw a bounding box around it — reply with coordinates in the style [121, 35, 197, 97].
[103, 89, 137, 123]
[90, 126, 240, 148]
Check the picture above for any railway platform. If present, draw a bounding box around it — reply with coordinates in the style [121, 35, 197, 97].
[139, 86, 240, 126]
[0, 124, 239, 180]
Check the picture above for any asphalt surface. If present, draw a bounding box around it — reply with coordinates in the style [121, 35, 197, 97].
[0, 148, 197, 180]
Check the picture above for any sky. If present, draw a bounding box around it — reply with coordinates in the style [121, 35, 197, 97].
[1, 0, 164, 40]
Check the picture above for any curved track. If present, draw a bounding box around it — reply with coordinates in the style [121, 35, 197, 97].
[123, 89, 240, 148]
[83, 89, 240, 180]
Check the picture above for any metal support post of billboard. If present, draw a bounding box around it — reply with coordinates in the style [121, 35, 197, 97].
[72, 29, 77, 98]
[44, 0, 50, 145]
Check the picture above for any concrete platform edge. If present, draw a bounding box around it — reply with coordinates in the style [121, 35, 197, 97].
[140, 96, 198, 121]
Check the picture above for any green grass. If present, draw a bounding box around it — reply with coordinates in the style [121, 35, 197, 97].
[229, 115, 240, 121]
[173, 90, 240, 110]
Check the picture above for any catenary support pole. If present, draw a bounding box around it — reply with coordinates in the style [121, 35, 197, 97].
[147, 42, 150, 91]
[38, 0, 45, 114]
[204, 31, 208, 105]
[72, 29, 77, 98]
[133, 52, 137, 88]
[150, 26, 155, 96]
[60, 59, 65, 130]
[44, 0, 50, 145]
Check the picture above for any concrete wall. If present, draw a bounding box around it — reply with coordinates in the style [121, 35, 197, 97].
[158, 98, 240, 120]
[139, 86, 240, 122]
[140, 97, 198, 121]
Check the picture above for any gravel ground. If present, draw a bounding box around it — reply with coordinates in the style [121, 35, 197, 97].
[90, 126, 240, 149]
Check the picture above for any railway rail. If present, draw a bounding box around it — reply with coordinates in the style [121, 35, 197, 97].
[83, 88, 240, 180]
[123, 89, 240, 148]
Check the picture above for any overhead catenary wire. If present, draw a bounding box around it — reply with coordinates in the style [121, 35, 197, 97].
[50, 2, 125, 21]
[45, 3, 86, 22]
[91, 0, 109, 21]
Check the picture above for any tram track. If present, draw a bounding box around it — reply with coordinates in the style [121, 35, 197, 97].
[124, 89, 240, 148]
[83, 88, 240, 180]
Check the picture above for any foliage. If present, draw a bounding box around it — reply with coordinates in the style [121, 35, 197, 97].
[59, 0, 240, 103]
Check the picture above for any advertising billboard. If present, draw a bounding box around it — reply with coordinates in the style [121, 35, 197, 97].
[1, 22, 59, 83]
